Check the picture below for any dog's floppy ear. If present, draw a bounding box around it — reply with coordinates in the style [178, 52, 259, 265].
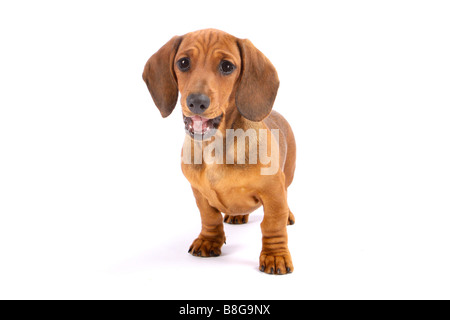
[142, 36, 183, 118]
[235, 39, 279, 122]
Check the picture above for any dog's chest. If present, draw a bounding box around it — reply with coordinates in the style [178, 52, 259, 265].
[183, 163, 261, 214]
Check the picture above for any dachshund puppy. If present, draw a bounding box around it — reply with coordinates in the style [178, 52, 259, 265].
[143, 29, 296, 274]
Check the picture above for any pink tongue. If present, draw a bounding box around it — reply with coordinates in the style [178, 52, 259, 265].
[191, 116, 208, 133]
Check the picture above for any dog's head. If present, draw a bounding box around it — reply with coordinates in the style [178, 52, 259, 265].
[142, 29, 279, 139]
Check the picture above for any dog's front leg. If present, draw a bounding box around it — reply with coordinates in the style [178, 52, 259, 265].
[259, 181, 293, 274]
[188, 187, 225, 257]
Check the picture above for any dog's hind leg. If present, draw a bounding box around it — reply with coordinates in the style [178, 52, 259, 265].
[224, 214, 249, 224]
[287, 210, 295, 225]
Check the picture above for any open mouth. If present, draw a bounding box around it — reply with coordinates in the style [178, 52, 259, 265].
[183, 114, 223, 140]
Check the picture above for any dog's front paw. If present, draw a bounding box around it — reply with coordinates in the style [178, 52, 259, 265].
[259, 252, 293, 275]
[188, 237, 224, 257]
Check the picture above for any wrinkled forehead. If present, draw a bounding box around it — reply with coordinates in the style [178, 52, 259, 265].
[177, 29, 241, 65]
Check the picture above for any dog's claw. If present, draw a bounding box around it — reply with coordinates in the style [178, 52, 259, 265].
[287, 210, 295, 225]
[189, 237, 223, 257]
[210, 250, 219, 257]
[260, 252, 293, 275]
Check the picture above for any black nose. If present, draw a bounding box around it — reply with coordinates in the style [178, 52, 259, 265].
[186, 93, 210, 114]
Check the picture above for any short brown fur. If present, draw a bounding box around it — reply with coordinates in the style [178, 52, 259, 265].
[143, 29, 296, 275]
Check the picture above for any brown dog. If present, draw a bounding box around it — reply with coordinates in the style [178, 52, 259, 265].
[143, 29, 296, 275]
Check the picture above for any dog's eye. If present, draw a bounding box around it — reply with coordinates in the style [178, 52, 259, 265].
[219, 60, 235, 75]
[177, 57, 190, 72]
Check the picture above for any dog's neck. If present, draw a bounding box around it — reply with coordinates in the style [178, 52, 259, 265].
[222, 105, 243, 132]
[220, 103, 263, 133]
[182, 103, 267, 168]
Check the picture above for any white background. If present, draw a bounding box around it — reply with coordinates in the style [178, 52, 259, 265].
[0, 0, 449, 299]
